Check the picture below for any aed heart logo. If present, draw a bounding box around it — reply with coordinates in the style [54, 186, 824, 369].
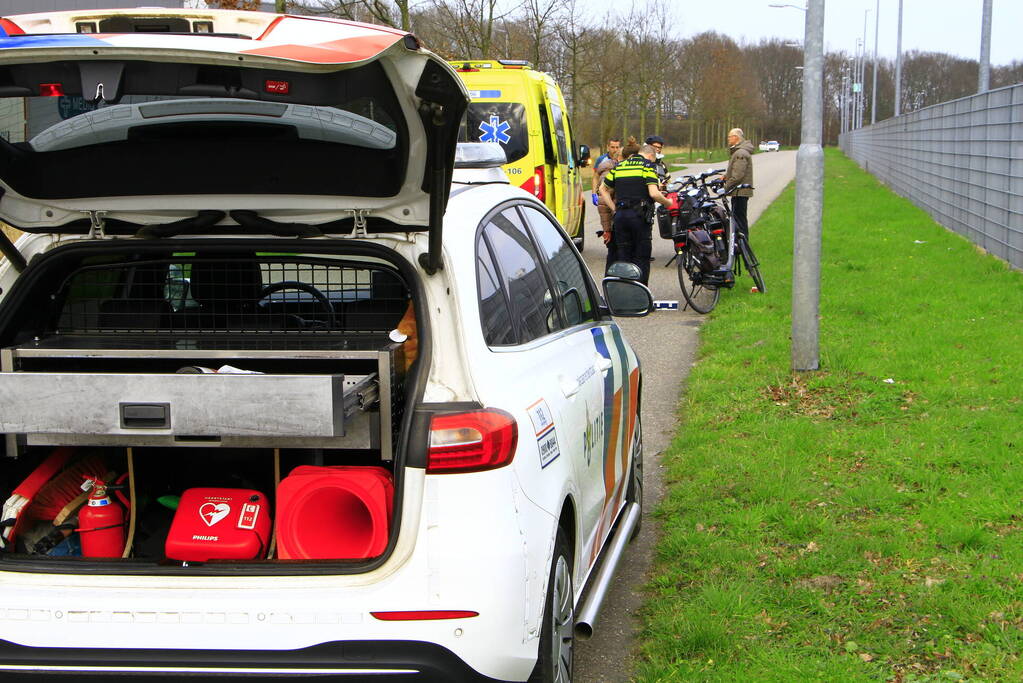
[199, 502, 231, 527]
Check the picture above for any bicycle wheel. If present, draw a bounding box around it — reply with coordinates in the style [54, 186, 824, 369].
[677, 248, 720, 314]
[738, 238, 766, 293]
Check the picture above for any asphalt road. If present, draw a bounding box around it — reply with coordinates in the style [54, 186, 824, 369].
[573, 150, 797, 682]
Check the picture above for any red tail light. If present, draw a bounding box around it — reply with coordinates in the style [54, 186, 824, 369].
[520, 165, 546, 202]
[39, 83, 64, 97]
[427, 409, 517, 474]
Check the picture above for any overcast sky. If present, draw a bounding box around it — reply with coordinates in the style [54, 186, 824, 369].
[584, 0, 1021, 66]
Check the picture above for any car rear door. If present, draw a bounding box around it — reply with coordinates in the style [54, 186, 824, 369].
[512, 204, 637, 569]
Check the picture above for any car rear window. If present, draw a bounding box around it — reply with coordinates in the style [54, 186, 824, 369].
[459, 102, 528, 164]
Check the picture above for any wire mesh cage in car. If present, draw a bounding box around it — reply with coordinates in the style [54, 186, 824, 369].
[54, 257, 410, 335]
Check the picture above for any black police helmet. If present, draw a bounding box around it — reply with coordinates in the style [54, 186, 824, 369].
[645, 135, 665, 145]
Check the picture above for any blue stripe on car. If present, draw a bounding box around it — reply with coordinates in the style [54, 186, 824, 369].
[0, 34, 110, 48]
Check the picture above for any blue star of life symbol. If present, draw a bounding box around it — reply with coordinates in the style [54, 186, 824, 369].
[478, 114, 511, 144]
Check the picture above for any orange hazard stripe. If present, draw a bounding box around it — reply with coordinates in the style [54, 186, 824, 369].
[625, 367, 639, 468]
[604, 390, 621, 509]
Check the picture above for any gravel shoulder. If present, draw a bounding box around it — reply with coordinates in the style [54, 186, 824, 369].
[573, 150, 797, 682]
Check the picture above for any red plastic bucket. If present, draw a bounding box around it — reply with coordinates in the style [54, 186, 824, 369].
[276, 466, 393, 560]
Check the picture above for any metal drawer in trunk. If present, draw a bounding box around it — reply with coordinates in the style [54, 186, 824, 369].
[0, 372, 378, 448]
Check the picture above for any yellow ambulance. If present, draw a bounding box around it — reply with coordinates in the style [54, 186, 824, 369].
[451, 60, 590, 247]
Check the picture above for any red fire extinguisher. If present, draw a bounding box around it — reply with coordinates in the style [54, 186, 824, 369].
[79, 477, 125, 558]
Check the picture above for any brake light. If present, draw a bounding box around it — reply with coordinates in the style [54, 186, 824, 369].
[264, 79, 290, 94]
[427, 410, 517, 474]
[39, 83, 64, 97]
[520, 165, 546, 202]
[371, 610, 479, 621]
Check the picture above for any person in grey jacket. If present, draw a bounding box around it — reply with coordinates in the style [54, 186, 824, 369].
[722, 127, 755, 240]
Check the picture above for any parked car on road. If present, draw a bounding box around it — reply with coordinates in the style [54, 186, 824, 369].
[0, 7, 650, 682]
[759, 140, 780, 152]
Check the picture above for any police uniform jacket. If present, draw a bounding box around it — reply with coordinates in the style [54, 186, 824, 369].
[602, 154, 658, 205]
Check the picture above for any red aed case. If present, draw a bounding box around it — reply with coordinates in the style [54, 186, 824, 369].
[165, 488, 270, 562]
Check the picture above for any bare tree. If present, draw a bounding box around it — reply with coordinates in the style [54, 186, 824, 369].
[993, 61, 1023, 89]
[900, 50, 977, 113]
[205, 0, 261, 8]
[520, 0, 561, 71]
[423, 0, 508, 59]
[746, 39, 802, 142]
[293, 1, 414, 30]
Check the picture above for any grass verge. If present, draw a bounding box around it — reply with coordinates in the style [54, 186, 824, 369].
[636, 148, 1023, 682]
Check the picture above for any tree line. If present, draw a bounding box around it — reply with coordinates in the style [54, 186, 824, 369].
[208, 0, 1023, 151]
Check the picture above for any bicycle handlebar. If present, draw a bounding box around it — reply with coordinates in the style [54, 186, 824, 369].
[711, 183, 754, 199]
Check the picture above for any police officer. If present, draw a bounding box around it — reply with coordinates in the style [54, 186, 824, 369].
[599, 143, 672, 284]
[644, 134, 669, 186]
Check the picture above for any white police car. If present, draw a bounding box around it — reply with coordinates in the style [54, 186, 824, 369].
[0, 8, 650, 682]
[758, 140, 780, 152]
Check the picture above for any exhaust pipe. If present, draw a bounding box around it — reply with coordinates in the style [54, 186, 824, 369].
[574, 502, 640, 639]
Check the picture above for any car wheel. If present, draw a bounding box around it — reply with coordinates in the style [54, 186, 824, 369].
[625, 417, 643, 540]
[529, 527, 573, 683]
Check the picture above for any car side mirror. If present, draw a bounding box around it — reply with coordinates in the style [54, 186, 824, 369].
[601, 277, 653, 317]
[577, 144, 590, 167]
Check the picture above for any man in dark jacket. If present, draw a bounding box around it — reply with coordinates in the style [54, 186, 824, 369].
[722, 127, 755, 240]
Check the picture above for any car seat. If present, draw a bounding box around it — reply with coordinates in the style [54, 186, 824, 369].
[98, 262, 174, 330]
[188, 257, 265, 330]
[343, 269, 408, 332]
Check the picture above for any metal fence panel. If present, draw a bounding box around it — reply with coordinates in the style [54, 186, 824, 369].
[841, 83, 1023, 270]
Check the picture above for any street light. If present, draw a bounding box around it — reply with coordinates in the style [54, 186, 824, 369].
[895, 0, 903, 115]
[792, 0, 825, 371]
[870, 0, 879, 124]
[979, 0, 992, 92]
[771, 0, 825, 371]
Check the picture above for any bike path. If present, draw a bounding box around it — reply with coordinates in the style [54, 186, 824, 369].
[574, 150, 797, 682]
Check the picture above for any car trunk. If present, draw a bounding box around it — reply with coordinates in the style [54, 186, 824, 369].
[0, 239, 422, 572]
[0, 11, 467, 574]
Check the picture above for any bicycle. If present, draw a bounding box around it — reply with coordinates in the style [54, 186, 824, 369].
[662, 173, 765, 314]
[710, 179, 765, 295]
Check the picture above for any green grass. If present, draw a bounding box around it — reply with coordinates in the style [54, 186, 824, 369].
[636, 148, 1023, 682]
[664, 149, 731, 167]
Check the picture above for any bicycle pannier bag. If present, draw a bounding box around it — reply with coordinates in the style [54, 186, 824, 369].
[688, 229, 720, 272]
[656, 205, 673, 239]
